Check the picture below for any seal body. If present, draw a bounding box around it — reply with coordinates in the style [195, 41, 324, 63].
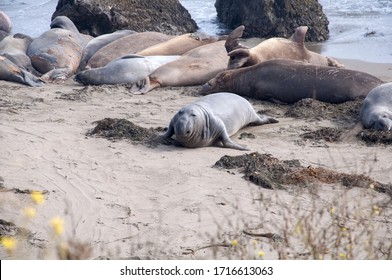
[0, 33, 39, 75]
[130, 41, 229, 93]
[85, 32, 173, 69]
[201, 59, 383, 104]
[0, 55, 43, 87]
[78, 29, 136, 71]
[137, 32, 219, 56]
[27, 16, 89, 82]
[75, 54, 180, 85]
[360, 82, 392, 131]
[225, 25, 343, 69]
[164, 92, 278, 150]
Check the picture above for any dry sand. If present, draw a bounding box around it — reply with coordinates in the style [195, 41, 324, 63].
[0, 59, 391, 260]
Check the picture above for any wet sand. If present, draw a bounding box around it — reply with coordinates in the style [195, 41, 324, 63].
[0, 59, 391, 259]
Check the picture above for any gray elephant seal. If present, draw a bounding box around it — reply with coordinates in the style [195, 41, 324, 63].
[27, 16, 89, 82]
[0, 33, 39, 75]
[75, 54, 180, 85]
[360, 82, 392, 131]
[163, 92, 278, 150]
[0, 55, 43, 87]
[225, 25, 343, 69]
[201, 59, 383, 104]
[78, 29, 136, 71]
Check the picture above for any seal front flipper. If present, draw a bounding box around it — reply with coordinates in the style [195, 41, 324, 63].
[227, 48, 251, 69]
[129, 77, 151, 94]
[253, 114, 279, 125]
[219, 131, 249, 151]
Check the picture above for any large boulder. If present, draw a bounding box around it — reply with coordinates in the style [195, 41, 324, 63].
[215, 0, 329, 42]
[52, 0, 198, 37]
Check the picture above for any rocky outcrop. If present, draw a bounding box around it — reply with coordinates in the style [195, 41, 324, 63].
[215, 0, 329, 41]
[52, 0, 198, 37]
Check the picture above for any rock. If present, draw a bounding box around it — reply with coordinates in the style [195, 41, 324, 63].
[215, 0, 329, 42]
[52, 0, 198, 37]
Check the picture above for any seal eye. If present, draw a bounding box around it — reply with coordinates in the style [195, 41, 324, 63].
[178, 110, 184, 115]
[191, 113, 197, 117]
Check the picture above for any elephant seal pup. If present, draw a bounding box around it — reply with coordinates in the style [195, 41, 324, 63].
[163, 92, 278, 150]
[201, 59, 383, 104]
[0, 55, 43, 87]
[137, 32, 219, 56]
[78, 29, 136, 71]
[130, 41, 229, 94]
[85, 32, 173, 69]
[225, 25, 343, 69]
[74, 54, 180, 85]
[27, 16, 89, 82]
[0, 33, 40, 75]
[360, 82, 392, 131]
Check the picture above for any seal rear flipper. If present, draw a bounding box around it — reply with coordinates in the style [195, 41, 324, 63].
[21, 70, 44, 87]
[289, 26, 308, 45]
[227, 48, 250, 69]
[254, 114, 279, 125]
[225, 25, 247, 53]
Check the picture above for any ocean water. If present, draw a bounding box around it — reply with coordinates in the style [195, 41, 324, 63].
[1, 0, 391, 63]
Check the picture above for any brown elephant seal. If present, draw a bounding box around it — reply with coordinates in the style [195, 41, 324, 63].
[74, 54, 180, 85]
[137, 32, 219, 56]
[78, 29, 136, 71]
[130, 41, 229, 94]
[225, 25, 343, 69]
[85, 32, 173, 69]
[27, 16, 89, 82]
[0, 33, 40, 75]
[201, 59, 383, 104]
[163, 92, 278, 150]
[0, 11, 12, 34]
[360, 82, 392, 131]
[0, 55, 43, 87]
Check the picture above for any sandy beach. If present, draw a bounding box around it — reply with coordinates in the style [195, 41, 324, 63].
[0, 58, 391, 260]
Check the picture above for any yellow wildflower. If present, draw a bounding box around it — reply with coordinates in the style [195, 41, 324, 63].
[372, 205, 380, 215]
[50, 216, 64, 236]
[31, 190, 45, 205]
[258, 250, 265, 258]
[339, 252, 346, 259]
[1, 237, 17, 252]
[231, 239, 238, 246]
[330, 207, 335, 215]
[23, 207, 37, 219]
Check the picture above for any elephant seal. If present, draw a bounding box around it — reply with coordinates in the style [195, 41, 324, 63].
[27, 16, 89, 82]
[360, 82, 392, 131]
[225, 25, 343, 69]
[130, 41, 229, 94]
[163, 92, 278, 150]
[0, 33, 39, 75]
[85, 32, 173, 69]
[201, 59, 383, 104]
[0, 11, 12, 34]
[74, 54, 180, 85]
[137, 32, 219, 56]
[78, 29, 136, 71]
[0, 55, 43, 87]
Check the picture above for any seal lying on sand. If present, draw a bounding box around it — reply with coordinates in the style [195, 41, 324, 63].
[163, 92, 278, 150]
[75, 54, 180, 85]
[85, 32, 173, 69]
[137, 32, 219, 56]
[78, 29, 136, 71]
[360, 82, 392, 131]
[0, 55, 43, 87]
[201, 59, 383, 104]
[0, 33, 39, 75]
[130, 41, 229, 94]
[225, 25, 343, 69]
[27, 16, 89, 82]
